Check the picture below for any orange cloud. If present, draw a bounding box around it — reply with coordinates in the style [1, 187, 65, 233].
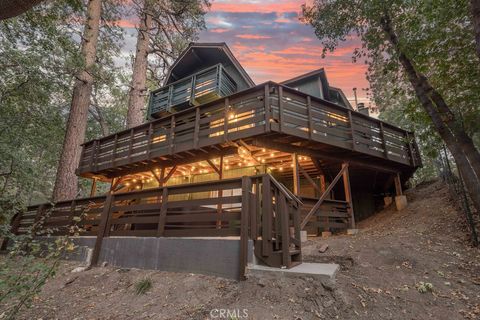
[212, 2, 302, 13]
[210, 28, 230, 33]
[236, 34, 272, 39]
[115, 19, 137, 28]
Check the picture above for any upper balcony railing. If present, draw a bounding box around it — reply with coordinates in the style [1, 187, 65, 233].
[77, 82, 421, 177]
[147, 63, 237, 119]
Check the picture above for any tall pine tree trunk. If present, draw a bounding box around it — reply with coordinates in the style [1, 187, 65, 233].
[126, 1, 152, 128]
[471, 0, 480, 60]
[381, 15, 480, 214]
[52, 0, 101, 201]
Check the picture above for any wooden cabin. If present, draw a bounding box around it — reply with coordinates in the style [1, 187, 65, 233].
[10, 42, 421, 278]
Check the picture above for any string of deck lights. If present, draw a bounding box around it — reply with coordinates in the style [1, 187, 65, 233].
[118, 147, 313, 190]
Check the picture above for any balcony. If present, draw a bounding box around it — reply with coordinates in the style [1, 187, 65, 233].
[77, 82, 421, 179]
[147, 63, 237, 119]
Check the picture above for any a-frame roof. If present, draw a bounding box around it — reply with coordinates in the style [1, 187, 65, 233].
[164, 42, 255, 88]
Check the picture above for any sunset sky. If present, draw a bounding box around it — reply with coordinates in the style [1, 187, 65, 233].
[198, 0, 370, 105]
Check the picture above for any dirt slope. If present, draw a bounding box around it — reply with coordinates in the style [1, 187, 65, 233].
[9, 180, 480, 320]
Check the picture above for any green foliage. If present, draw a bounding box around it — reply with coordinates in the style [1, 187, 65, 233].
[134, 277, 153, 295]
[415, 281, 434, 293]
[0, 0, 129, 216]
[0, 213, 77, 319]
[302, 0, 480, 183]
[141, 0, 210, 88]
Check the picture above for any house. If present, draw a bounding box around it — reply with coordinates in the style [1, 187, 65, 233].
[9, 43, 421, 279]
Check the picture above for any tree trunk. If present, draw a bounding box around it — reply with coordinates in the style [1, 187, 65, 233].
[52, 0, 102, 201]
[425, 82, 480, 180]
[381, 15, 480, 214]
[126, 2, 152, 128]
[471, 0, 480, 61]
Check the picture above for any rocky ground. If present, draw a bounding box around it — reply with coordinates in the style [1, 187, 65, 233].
[3, 180, 480, 319]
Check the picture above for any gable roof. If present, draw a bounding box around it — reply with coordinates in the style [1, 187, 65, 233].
[164, 42, 255, 87]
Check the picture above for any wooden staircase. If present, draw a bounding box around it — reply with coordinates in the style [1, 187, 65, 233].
[246, 175, 303, 269]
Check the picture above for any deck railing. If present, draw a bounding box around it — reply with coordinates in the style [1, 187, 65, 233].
[77, 82, 421, 176]
[12, 174, 302, 274]
[147, 64, 237, 118]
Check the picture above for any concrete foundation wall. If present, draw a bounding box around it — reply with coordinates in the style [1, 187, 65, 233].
[99, 237, 252, 279]
[39, 236, 253, 279]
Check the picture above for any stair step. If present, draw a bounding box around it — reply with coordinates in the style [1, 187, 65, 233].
[271, 249, 301, 256]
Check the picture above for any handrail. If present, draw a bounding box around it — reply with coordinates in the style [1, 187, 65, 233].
[77, 82, 421, 176]
[81, 81, 415, 146]
[268, 174, 302, 206]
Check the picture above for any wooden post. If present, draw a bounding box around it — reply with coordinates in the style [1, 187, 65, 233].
[224, 97, 229, 141]
[379, 122, 389, 159]
[239, 176, 251, 279]
[279, 192, 290, 267]
[264, 84, 270, 132]
[159, 167, 165, 187]
[157, 187, 168, 236]
[319, 175, 326, 194]
[292, 153, 300, 196]
[169, 115, 175, 154]
[111, 134, 118, 166]
[217, 156, 224, 228]
[128, 129, 134, 162]
[90, 178, 97, 197]
[394, 173, 403, 196]
[342, 163, 355, 229]
[318, 174, 327, 234]
[348, 110, 356, 151]
[307, 96, 313, 139]
[406, 132, 416, 167]
[278, 86, 284, 131]
[194, 107, 200, 149]
[261, 175, 271, 256]
[91, 192, 113, 266]
[147, 122, 153, 159]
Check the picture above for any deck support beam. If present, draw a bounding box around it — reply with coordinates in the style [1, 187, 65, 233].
[393, 173, 408, 211]
[394, 173, 403, 196]
[252, 137, 401, 175]
[292, 153, 300, 196]
[342, 163, 355, 229]
[90, 178, 97, 197]
[298, 163, 321, 194]
[301, 163, 349, 230]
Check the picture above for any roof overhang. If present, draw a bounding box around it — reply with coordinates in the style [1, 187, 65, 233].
[164, 42, 255, 87]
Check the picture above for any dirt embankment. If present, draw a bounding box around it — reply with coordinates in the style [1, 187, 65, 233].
[6, 180, 480, 320]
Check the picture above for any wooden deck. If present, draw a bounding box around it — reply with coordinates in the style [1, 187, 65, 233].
[77, 82, 421, 179]
[12, 174, 303, 274]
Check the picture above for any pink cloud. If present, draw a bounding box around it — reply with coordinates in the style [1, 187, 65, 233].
[212, 2, 302, 14]
[236, 34, 272, 39]
[210, 28, 230, 33]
